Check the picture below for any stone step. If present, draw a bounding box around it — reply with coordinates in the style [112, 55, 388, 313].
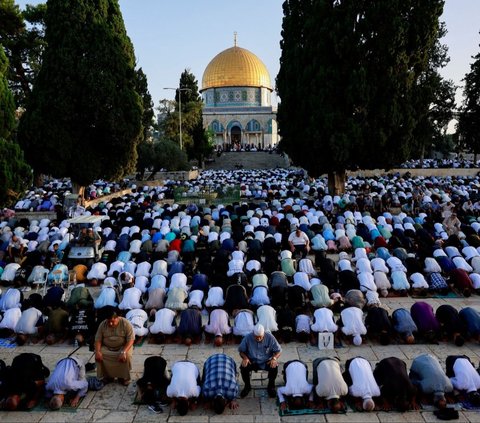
[205, 151, 289, 170]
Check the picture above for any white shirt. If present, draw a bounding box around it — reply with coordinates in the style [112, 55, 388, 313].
[315, 359, 348, 400]
[410, 273, 429, 289]
[250, 286, 270, 306]
[135, 261, 151, 277]
[358, 272, 377, 293]
[257, 305, 278, 332]
[166, 361, 201, 399]
[15, 307, 42, 334]
[87, 262, 107, 280]
[340, 307, 366, 337]
[134, 276, 149, 294]
[129, 239, 142, 254]
[149, 308, 176, 335]
[205, 287, 224, 307]
[311, 308, 338, 333]
[295, 314, 311, 333]
[94, 287, 118, 309]
[108, 260, 125, 276]
[246, 260, 261, 273]
[356, 258, 373, 274]
[347, 357, 380, 399]
[188, 290, 204, 308]
[0, 307, 21, 330]
[118, 287, 143, 310]
[450, 358, 480, 393]
[453, 257, 473, 273]
[298, 259, 316, 276]
[204, 309, 231, 336]
[170, 273, 188, 290]
[277, 361, 313, 402]
[0, 288, 22, 311]
[233, 310, 255, 336]
[149, 275, 167, 290]
[227, 259, 244, 276]
[293, 272, 311, 291]
[126, 309, 148, 337]
[151, 260, 168, 277]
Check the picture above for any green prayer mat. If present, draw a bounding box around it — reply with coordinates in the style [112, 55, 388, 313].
[277, 400, 346, 416]
[32, 396, 85, 412]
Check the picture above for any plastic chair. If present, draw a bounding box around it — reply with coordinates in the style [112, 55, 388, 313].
[64, 270, 78, 301]
[33, 268, 50, 296]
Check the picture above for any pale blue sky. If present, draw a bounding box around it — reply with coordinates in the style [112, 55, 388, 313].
[15, 0, 480, 110]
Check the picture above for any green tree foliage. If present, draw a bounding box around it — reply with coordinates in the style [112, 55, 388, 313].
[277, 0, 445, 191]
[135, 67, 154, 143]
[458, 35, 480, 160]
[0, 46, 15, 139]
[134, 67, 155, 179]
[160, 69, 212, 166]
[148, 140, 189, 177]
[0, 0, 47, 107]
[18, 0, 142, 188]
[0, 47, 31, 205]
[412, 23, 456, 159]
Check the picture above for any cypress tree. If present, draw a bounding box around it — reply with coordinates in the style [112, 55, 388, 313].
[18, 0, 142, 189]
[458, 35, 480, 162]
[277, 0, 445, 193]
[0, 47, 31, 205]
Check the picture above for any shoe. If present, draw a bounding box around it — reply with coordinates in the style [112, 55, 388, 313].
[148, 403, 163, 414]
[267, 387, 276, 398]
[240, 386, 251, 398]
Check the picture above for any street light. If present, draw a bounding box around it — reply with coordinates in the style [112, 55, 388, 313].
[164, 87, 191, 150]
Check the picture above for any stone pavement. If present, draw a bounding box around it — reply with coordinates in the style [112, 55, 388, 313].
[0, 295, 479, 423]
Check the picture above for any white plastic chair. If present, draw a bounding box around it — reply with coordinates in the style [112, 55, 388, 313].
[33, 268, 50, 296]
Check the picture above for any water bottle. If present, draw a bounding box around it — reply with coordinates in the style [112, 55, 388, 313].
[74, 339, 79, 348]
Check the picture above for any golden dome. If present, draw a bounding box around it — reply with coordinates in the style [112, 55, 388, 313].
[202, 46, 271, 91]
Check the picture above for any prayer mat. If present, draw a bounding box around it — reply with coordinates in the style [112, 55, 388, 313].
[411, 291, 462, 299]
[277, 400, 346, 416]
[32, 396, 85, 412]
[133, 336, 146, 347]
[0, 337, 16, 348]
[460, 400, 480, 411]
[133, 390, 148, 405]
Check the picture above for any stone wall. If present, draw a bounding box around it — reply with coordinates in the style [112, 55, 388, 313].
[347, 168, 479, 178]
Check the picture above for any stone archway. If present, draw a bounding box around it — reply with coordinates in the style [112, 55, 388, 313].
[231, 125, 242, 150]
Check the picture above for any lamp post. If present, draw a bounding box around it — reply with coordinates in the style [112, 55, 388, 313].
[164, 87, 191, 150]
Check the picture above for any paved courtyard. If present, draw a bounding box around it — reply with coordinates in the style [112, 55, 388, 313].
[0, 294, 479, 423]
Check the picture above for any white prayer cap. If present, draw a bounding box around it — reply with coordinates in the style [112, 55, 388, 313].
[353, 334, 362, 346]
[253, 323, 265, 337]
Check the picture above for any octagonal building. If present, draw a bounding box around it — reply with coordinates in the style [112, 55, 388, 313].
[201, 41, 278, 150]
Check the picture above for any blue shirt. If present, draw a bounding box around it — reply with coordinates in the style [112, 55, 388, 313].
[238, 332, 281, 369]
[202, 354, 238, 400]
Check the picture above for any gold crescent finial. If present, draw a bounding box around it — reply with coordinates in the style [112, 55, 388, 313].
[234, 31, 237, 47]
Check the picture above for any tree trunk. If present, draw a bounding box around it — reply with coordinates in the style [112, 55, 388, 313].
[33, 171, 44, 187]
[475, 152, 478, 163]
[72, 183, 85, 203]
[419, 143, 425, 167]
[328, 170, 346, 196]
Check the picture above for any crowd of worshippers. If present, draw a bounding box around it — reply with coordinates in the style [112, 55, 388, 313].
[1, 337, 479, 416]
[1, 173, 480, 348]
[400, 158, 480, 169]
[0, 276, 479, 350]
